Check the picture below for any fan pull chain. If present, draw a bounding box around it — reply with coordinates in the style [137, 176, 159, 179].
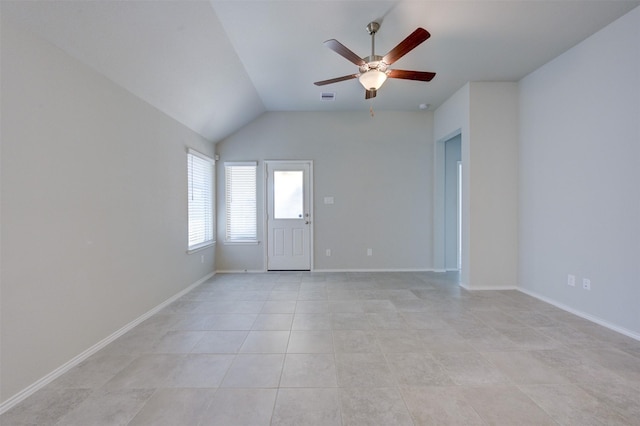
[370, 105, 375, 117]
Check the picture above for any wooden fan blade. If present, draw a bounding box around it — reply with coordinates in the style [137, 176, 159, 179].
[324, 39, 366, 66]
[387, 69, 436, 81]
[382, 28, 431, 66]
[314, 74, 359, 86]
[365, 89, 377, 99]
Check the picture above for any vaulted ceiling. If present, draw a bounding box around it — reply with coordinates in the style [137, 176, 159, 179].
[3, 1, 639, 142]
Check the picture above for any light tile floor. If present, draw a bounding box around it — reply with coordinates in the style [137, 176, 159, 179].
[3, 272, 640, 425]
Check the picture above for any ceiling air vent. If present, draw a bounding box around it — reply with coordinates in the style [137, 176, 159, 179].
[321, 92, 336, 101]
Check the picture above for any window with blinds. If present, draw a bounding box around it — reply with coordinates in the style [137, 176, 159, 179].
[187, 149, 215, 251]
[225, 162, 257, 243]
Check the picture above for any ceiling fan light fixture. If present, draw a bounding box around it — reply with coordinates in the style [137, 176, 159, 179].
[359, 69, 387, 91]
[314, 24, 435, 99]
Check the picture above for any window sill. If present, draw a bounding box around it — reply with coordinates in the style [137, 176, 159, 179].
[224, 240, 260, 246]
[187, 241, 216, 254]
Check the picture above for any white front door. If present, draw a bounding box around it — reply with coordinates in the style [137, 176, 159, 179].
[266, 161, 312, 271]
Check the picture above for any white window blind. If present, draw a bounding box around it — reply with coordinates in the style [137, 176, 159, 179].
[188, 149, 215, 250]
[225, 162, 257, 242]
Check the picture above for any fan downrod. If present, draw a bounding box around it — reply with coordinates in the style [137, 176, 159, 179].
[365, 22, 381, 61]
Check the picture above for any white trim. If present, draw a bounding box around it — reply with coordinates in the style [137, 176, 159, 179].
[433, 129, 462, 273]
[224, 161, 258, 243]
[0, 272, 215, 415]
[224, 161, 257, 167]
[186, 241, 215, 254]
[187, 147, 215, 164]
[311, 268, 441, 273]
[187, 150, 215, 250]
[459, 283, 518, 291]
[519, 287, 640, 342]
[217, 268, 443, 274]
[223, 241, 260, 246]
[436, 128, 463, 146]
[263, 160, 314, 272]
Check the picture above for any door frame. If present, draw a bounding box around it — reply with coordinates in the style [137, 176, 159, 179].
[263, 160, 314, 271]
[433, 129, 467, 276]
[457, 160, 463, 271]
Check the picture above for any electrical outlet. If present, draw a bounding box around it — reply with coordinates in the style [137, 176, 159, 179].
[568, 274, 576, 287]
[201, 255, 205, 264]
[367, 248, 373, 256]
[582, 278, 591, 290]
[326, 249, 331, 257]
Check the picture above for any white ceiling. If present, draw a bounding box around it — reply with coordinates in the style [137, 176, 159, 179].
[3, 1, 639, 142]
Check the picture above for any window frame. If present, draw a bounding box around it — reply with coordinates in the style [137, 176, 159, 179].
[187, 148, 215, 252]
[224, 161, 258, 244]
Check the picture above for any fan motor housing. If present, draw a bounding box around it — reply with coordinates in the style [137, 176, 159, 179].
[360, 55, 387, 73]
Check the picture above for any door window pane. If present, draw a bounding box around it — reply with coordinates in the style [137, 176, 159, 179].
[274, 170, 303, 219]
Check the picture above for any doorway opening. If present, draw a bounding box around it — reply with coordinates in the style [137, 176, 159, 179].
[444, 135, 461, 271]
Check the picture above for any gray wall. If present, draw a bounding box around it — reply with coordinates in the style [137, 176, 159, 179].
[518, 6, 640, 336]
[3, 0, 638, 409]
[215, 111, 434, 272]
[434, 82, 519, 289]
[1, 20, 215, 403]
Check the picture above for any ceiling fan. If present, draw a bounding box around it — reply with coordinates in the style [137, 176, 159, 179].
[314, 21, 436, 99]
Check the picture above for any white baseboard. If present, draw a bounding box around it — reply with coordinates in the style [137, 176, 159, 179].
[460, 283, 518, 291]
[0, 271, 215, 415]
[216, 268, 442, 274]
[518, 287, 640, 342]
[311, 268, 439, 273]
